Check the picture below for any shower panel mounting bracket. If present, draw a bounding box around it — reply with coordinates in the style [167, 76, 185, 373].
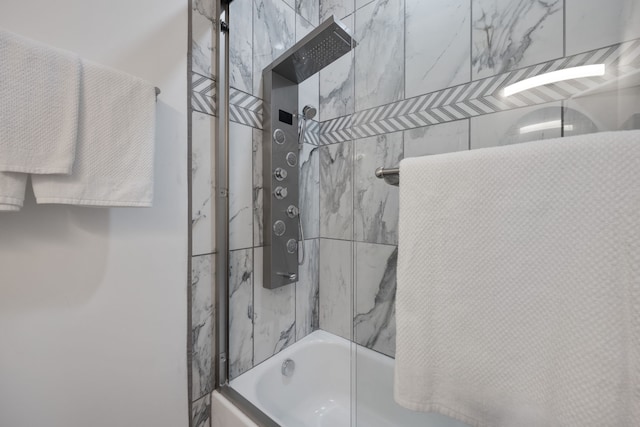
[262, 15, 355, 289]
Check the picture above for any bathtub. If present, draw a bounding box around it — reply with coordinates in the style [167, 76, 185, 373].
[229, 330, 469, 427]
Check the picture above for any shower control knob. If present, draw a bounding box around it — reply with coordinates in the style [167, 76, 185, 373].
[286, 239, 297, 253]
[286, 205, 299, 218]
[273, 220, 286, 236]
[273, 129, 286, 144]
[274, 186, 288, 199]
[274, 168, 288, 181]
[286, 152, 298, 167]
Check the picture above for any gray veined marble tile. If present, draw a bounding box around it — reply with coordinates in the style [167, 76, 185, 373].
[253, 247, 296, 364]
[230, 0, 253, 93]
[229, 249, 254, 380]
[192, 0, 217, 78]
[354, 132, 402, 245]
[566, 0, 640, 56]
[296, 12, 316, 41]
[229, 122, 254, 250]
[282, 0, 295, 10]
[192, 394, 211, 427]
[253, 0, 296, 97]
[191, 254, 215, 399]
[471, 0, 563, 80]
[320, 0, 354, 21]
[319, 141, 353, 240]
[354, 0, 404, 112]
[296, 239, 320, 340]
[319, 12, 355, 122]
[252, 129, 264, 247]
[299, 143, 320, 239]
[192, 112, 216, 256]
[354, 242, 397, 358]
[404, 120, 470, 158]
[355, 0, 374, 10]
[297, 0, 320, 26]
[299, 72, 320, 120]
[319, 239, 353, 340]
[470, 102, 562, 149]
[405, 0, 470, 98]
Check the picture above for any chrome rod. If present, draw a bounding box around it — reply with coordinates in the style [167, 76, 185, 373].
[375, 166, 400, 186]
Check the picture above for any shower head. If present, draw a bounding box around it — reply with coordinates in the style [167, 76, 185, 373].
[302, 105, 317, 120]
[263, 15, 356, 83]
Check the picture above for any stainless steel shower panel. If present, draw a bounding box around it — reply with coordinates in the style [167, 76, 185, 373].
[262, 15, 355, 289]
[262, 72, 300, 289]
[263, 16, 355, 84]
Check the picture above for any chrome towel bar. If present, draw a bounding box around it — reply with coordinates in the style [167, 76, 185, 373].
[375, 166, 400, 186]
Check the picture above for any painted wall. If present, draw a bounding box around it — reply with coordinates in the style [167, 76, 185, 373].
[0, 1, 189, 427]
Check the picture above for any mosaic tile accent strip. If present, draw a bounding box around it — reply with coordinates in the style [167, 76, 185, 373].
[192, 73, 217, 116]
[230, 88, 264, 114]
[320, 38, 640, 143]
[229, 87, 263, 129]
[319, 114, 352, 144]
[303, 120, 320, 145]
[229, 104, 263, 129]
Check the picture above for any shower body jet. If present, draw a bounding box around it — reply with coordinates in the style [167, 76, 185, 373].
[262, 16, 355, 289]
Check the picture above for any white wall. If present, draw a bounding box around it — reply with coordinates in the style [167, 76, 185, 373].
[0, 1, 189, 427]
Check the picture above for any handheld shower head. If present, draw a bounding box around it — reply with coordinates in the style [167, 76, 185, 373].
[302, 105, 317, 120]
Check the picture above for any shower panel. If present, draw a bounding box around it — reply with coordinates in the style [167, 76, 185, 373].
[262, 16, 355, 289]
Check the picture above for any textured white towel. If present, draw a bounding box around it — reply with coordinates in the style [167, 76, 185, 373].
[32, 59, 156, 207]
[395, 130, 640, 427]
[0, 172, 27, 211]
[0, 28, 80, 174]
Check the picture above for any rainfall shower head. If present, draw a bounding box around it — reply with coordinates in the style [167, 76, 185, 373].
[263, 16, 356, 83]
[302, 105, 317, 120]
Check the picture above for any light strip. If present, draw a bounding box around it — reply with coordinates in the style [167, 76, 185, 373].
[519, 120, 574, 134]
[503, 64, 606, 97]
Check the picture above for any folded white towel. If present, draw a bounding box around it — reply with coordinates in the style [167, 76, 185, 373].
[395, 130, 640, 427]
[0, 172, 27, 211]
[0, 28, 80, 174]
[32, 59, 156, 207]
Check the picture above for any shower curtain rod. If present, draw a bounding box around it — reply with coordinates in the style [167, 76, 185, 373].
[375, 166, 399, 186]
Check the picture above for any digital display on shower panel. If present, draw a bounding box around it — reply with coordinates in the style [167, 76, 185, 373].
[279, 109, 293, 125]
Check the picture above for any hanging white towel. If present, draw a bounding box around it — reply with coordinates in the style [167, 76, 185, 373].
[0, 28, 80, 174]
[395, 130, 640, 427]
[31, 59, 156, 207]
[0, 172, 27, 211]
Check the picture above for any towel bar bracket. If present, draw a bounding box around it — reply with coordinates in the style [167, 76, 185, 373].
[375, 166, 399, 186]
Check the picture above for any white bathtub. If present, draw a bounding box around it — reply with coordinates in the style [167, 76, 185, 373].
[230, 330, 469, 427]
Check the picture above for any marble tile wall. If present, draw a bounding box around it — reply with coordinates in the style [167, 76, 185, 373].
[316, 0, 640, 360]
[226, 0, 322, 381]
[192, 394, 212, 427]
[190, 1, 217, 425]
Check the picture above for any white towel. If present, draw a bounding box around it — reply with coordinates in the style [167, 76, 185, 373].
[0, 172, 27, 211]
[32, 59, 156, 207]
[395, 130, 640, 427]
[0, 28, 80, 174]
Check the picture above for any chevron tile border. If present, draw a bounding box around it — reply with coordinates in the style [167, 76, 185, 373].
[229, 104, 263, 129]
[320, 38, 640, 144]
[191, 73, 217, 116]
[304, 120, 320, 145]
[228, 88, 264, 129]
[230, 88, 263, 114]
